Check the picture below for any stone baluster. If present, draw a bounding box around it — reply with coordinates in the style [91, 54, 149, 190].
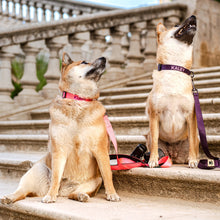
[50, 5, 55, 21]
[42, 4, 46, 22]
[143, 19, 161, 72]
[68, 9, 75, 18]
[25, 0, 31, 22]
[61, 7, 68, 19]
[41, 36, 67, 99]
[33, 2, 38, 22]
[53, 6, 61, 20]
[0, 46, 15, 112]
[17, 0, 23, 20]
[4, 0, 9, 16]
[36, 2, 43, 22]
[20, 0, 28, 22]
[121, 33, 129, 60]
[165, 16, 180, 29]
[0, 0, 2, 14]
[125, 22, 145, 77]
[15, 41, 44, 106]
[107, 26, 127, 81]
[69, 32, 90, 61]
[90, 29, 109, 59]
[72, 9, 80, 17]
[11, 0, 16, 18]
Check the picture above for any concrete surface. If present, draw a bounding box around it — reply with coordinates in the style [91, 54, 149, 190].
[0, 186, 220, 220]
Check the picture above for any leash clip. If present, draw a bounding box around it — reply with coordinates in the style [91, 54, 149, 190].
[191, 71, 198, 94]
[207, 159, 215, 167]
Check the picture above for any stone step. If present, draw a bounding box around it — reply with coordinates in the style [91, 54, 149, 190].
[30, 109, 50, 120]
[0, 120, 50, 134]
[105, 98, 220, 116]
[192, 66, 220, 74]
[100, 87, 220, 105]
[0, 134, 219, 159]
[0, 152, 43, 178]
[0, 153, 220, 204]
[0, 134, 48, 152]
[109, 113, 220, 136]
[0, 185, 219, 220]
[0, 113, 219, 136]
[102, 78, 220, 96]
[126, 72, 220, 87]
[30, 98, 220, 120]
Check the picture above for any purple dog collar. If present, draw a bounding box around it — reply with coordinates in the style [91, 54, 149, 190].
[158, 64, 191, 75]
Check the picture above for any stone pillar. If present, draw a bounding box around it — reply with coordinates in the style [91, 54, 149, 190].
[53, 6, 61, 20]
[69, 32, 90, 61]
[165, 16, 180, 29]
[125, 22, 145, 77]
[25, 1, 31, 22]
[15, 41, 44, 106]
[41, 36, 67, 99]
[0, 46, 15, 112]
[11, 0, 16, 18]
[17, 0, 23, 20]
[4, 0, 9, 16]
[143, 19, 161, 72]
[0, 0, 2, 14]
[90, 29, 109, 58]
[42, 4, 46, 22]
[121, 33, 129, 60]
[107, 26, 127, 81]
[33, 2, 38, 22]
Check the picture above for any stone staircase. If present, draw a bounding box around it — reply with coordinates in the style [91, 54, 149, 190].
[0, 66, 220, 219]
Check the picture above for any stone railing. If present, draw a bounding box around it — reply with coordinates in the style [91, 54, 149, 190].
[0, 2, 187, 112]
[0, 0, 117, 23]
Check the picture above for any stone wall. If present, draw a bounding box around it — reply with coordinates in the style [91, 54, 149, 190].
[0, 2, 187, 112]
[175, 0, 220, 68]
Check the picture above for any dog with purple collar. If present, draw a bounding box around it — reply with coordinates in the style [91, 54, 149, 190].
[146, 15, 199, 168]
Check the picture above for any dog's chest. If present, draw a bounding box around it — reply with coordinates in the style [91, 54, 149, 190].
[149, 71, 195, 141]
[151, 70, 194, 114]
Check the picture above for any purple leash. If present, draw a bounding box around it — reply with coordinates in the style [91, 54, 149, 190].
[158, 64, 220, 169]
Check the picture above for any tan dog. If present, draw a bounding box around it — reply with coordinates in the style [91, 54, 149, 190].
[146, 15, 199, 168]
[1, 53, 120, 204]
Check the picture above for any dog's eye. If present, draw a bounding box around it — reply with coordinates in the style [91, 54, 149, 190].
[175, 25, 179, 27]
[81, 61, 88, 64]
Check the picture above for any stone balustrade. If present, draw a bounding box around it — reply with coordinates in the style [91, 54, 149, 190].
[0, 2, 187, 112]
[0, 0, 116, 23]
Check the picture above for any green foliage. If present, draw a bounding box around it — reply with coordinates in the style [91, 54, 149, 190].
[11, 54, 48, 98]
[11, 59, 24, 99]
[215, 0, 220, 2]
[36, 55, 48, 92]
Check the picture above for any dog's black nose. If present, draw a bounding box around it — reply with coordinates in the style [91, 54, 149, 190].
[190, 15, 196, 19]
[98, 57, 106, 63]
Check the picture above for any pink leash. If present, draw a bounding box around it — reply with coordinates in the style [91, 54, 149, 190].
[104, 114, 172, 169]
[103, 115, 119, 162]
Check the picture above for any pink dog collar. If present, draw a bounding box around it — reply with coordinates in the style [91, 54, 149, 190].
[62, 91, 96, 102]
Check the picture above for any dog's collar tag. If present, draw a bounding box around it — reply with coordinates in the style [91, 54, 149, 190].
[62, 91, 95, 102]
[158, 64, 191, 75]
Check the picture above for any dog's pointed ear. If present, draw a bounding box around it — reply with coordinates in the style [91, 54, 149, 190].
[157, 23, 167, 35]
[62, 52, 73, 69]
[156, 23, 167, 44]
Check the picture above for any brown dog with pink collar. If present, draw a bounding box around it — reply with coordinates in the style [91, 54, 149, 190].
[1, 53, 120, 204]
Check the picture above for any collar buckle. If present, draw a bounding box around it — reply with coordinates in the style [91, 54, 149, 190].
[158, 64, 162, 71]
[62, 91, 66, 98]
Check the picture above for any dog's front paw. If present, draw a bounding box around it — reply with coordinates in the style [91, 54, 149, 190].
[77, 193, 90, 202]
[148, 156, 158, 168]
[0, 196, 13, 204]
[188, 159, 198, 168]
[106, 193, 121, 202]
[41, 194, 57, 203]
